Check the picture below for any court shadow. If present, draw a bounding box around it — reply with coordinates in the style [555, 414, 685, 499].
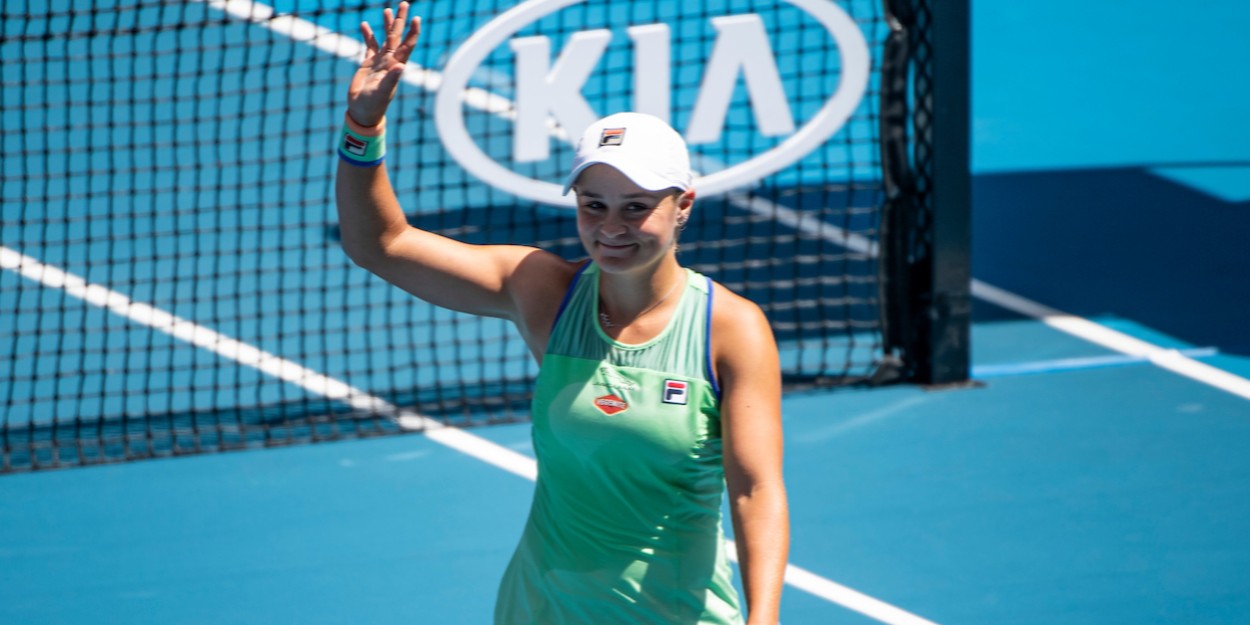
[974, 167, 1250, 357]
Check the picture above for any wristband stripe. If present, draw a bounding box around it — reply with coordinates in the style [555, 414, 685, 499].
[338, 152, 386, 167]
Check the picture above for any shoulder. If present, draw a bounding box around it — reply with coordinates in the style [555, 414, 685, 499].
[507, 251, 589, 350]
[706, 280, 781, 425]
[707, 280, 778, 375]
[708, 280, 773, 344]
[505, 247, 585, 292]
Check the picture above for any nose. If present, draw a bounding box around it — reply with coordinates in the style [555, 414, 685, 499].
[599, 209, 628, 238]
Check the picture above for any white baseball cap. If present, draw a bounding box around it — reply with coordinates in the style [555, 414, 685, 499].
[561, 112, 693, 196]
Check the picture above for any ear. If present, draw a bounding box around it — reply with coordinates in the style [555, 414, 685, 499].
[676, 188, 695, 222]
[678, 188, 696, 209]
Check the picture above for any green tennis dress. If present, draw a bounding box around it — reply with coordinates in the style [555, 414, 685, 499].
[494, 262, 743, 625]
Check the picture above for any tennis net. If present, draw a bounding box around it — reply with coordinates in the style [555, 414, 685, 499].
[2, 0, 903, 471]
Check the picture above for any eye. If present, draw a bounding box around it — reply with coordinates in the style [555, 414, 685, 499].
[626, 202, 652, 213]
[580, 200, 606, 211]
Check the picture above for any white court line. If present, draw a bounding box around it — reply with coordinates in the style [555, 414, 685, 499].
[0, 245, 536, 480]
[972, 280, 1250, 401]
[202, 0, 514, 117]
[0, 242, 937, 625]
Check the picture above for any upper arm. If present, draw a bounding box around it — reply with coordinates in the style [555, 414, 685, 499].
[359, 227, 577, 345]
[712, 286, 784, 495]
[335, 156, 575, 337]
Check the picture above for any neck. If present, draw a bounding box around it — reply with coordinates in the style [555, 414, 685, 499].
[598, 258, 685, 324]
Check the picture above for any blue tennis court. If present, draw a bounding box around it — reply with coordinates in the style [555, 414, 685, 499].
[3, 0, 1249, 623]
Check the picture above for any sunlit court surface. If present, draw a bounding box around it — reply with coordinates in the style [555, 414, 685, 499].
[3, 1, 1250, 624]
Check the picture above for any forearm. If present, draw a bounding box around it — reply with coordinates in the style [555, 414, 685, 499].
[731, 480, 790, 625]
[329, 4, 538, 319]
[336, 0, 421, 266]
[335, 154, 412, 266]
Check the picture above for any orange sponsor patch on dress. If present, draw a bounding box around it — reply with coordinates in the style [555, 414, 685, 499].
[593, 394, 629, 415]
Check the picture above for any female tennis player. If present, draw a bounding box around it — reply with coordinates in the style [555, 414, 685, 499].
[336, 4, 788, 624]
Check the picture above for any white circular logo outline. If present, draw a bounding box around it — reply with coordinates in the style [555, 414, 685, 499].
[434, 0, 871, 208]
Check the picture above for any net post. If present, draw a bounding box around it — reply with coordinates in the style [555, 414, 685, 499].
[921, 0, 971, 384]
[879, 0, 971, 385]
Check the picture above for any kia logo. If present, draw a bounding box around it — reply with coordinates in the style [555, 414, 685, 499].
[434, 0, 870, 207]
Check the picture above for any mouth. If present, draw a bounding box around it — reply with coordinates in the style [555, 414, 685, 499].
[595, 241, 637, 256]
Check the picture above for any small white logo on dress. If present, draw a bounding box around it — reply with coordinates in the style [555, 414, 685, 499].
[596, 366, 640, 391]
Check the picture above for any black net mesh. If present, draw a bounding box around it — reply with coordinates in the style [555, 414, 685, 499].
[1, 0, 891, 471]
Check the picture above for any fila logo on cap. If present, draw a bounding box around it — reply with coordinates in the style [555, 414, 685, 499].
[599, 127, 625, 147]
[662, 380, 688, 405]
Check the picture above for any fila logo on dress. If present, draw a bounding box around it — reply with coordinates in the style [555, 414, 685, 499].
[663, 380, 688, 405]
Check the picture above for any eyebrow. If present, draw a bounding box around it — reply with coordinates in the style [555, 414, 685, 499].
[577, 190, 666, 200]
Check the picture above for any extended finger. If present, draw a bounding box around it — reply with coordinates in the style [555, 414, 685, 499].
[360, 21, 380, 54]
[388, 2, 409, 50]
[382, 7, 394, 44]
[393, 16, 422, 63]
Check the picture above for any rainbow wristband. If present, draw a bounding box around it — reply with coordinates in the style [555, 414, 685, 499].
[338, 114, 386, 167]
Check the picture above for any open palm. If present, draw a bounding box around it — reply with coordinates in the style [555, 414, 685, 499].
[347, 2, 422, 128]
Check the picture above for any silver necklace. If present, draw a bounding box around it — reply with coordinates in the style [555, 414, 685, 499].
[599, 276, 683, 329]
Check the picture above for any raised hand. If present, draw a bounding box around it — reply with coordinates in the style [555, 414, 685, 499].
[347, 2, 422, 127]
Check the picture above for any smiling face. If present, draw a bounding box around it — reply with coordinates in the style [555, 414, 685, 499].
[572, 164, 694, 275]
